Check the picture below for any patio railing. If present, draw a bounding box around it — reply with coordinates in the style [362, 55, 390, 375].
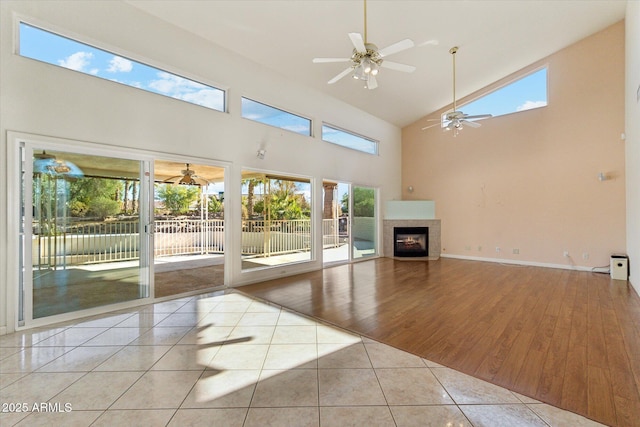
[154, 219, 225, 257]
[33, 218, 347, 267]
[242, 219, 311, 257]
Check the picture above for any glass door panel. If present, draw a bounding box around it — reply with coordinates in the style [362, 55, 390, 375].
[351, 186, 377, 260]
[24, 147, 150, 319]
[322, 181, 349, 265]
[153, 160, 226, 297]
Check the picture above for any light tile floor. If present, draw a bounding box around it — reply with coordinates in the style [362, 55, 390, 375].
[0, 291, 606, 427]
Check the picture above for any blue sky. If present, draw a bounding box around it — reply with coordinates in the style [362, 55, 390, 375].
[19, 23, 225, 111]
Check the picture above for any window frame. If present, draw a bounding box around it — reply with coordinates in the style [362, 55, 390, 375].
[16, 18, 228, 113]
[321, 123, 379, 155]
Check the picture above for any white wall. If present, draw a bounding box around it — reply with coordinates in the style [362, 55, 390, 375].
[0, 1, 402, 333]
[626, 1, 640, 294]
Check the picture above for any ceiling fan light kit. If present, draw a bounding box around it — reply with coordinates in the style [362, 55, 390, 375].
[313, 0, 416, 90]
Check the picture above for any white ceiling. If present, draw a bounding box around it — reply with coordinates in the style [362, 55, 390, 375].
[127, 0, 626, 128]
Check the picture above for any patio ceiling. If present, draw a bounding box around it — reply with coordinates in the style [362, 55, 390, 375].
[37, 150, 226, 184]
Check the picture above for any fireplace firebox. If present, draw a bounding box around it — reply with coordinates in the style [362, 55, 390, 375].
[394, 227, 428, 257]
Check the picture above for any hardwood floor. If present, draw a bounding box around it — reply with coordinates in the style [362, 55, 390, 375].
[239, 257, 640, 427]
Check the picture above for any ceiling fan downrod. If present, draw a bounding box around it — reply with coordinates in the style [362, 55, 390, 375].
[450, 46, 458, 112]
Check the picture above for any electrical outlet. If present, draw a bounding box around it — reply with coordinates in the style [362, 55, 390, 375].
[496, 247, 501, 253]
[513, 248, 519, 254]
[582, 253, 589, 260]
[563, 251, 569, 257]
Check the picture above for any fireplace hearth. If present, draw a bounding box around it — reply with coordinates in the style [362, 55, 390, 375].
[394, 227, 428, 257]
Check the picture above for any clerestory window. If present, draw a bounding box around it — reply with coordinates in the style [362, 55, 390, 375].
[452, 67, 548, 121]
[241, 97, 312, 136]
[18, 22, 226, 112]
[321, 124, 379, 155]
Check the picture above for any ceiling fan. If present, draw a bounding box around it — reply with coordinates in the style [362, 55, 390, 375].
[33, 151, 84, 177]
[312, 0, 416, 89]
[422, 46, 492, 135]
[162, 164, 210, 186]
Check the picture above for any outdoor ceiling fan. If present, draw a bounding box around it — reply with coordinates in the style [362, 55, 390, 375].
[162, 163, 210, 186]
[33, 151, 84, 177]
[312, 0, 416, 89]
[422, 47, 492, 135]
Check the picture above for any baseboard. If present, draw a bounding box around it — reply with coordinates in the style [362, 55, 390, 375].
[440, 253, 608, 273]
[0, 326, 7, 336]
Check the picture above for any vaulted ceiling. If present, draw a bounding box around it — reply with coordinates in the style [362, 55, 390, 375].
[127, 0, 626, 128]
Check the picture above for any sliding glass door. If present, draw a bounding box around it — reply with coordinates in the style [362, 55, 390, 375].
[322, 181, 350, 265]
[351, 186, 378, 260]
[19, 143, 151, 322]
[321, 182, 378, 264]
[153, 160, 226, 297]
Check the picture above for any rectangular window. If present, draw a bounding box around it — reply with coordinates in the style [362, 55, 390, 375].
[241, 97, 312, 136]
[18, 22, 225, 112]
[241, 172, 312, 270]
[455, 67, 548, 120]
[322, 124, 379, 155]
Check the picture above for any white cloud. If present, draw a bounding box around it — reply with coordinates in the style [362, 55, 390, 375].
[516, 100, 547, 112]
[107, 56, 133, 73]
[148, 72, 222, 109]
[149, 72, 206, 94]
[179, 89, 225, 109]
[58, 51, 93, 72]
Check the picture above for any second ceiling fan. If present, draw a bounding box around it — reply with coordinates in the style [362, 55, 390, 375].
[162, 164, 210, 186]
[423, 46, 492, 135]
[312, 0, 416, 90]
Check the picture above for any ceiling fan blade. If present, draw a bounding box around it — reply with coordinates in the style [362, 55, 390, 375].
[463, 114, 492, 120]
[367, 75, 378, 90]
[348, 32, 366, 53]
[162, 175, 181, 183]
[328, 67, 353, 84]
[313, 57, 351, 63]
[193, 174, 211, 183]
[380, 61, 416, 73]
[378, 38, 414, 57]
[421, 123, 441, 131]
[462, 120, 481, 128]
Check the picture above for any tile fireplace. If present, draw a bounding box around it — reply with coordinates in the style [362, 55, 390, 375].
[383, 201, 441, 260]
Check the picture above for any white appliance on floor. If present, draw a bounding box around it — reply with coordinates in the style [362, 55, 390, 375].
[610, 254, 629, 280]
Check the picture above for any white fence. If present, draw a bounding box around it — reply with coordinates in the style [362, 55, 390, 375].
[154, 219, 224, 257]
[33, 218, 347, 267]
[242, 219, 311, 257]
